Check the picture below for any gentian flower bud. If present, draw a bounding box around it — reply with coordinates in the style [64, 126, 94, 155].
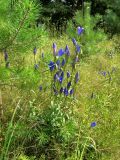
[65, 45, 70, 56]
[53, 43, 56, 49]
[53, 43, 57, 56]
[61, 58, 66, 67]
[60, 87, 63, 94]
[64, 87, 68, 96]
[72, 38, 77, 46]
[56, 59, 60, 66]
[75, 56, 79, 62]
[67, 81, 71, 89]
[54, 73, 57, 81]
[67, 71, 70, 78]
[48, 61, 55, 71]
[75, 72, 79, 83]
[76, 45, 81, 53]
[70, 89, 74, 95]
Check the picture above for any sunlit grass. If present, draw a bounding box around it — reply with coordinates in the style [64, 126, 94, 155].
[0, 35, 120, 160]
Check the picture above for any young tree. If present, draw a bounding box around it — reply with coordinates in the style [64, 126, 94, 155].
[0, 0, 46, 53]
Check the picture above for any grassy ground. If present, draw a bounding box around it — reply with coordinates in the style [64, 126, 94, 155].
[0, 36, 120, 160]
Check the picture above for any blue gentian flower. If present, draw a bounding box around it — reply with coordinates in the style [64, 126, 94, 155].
[76, 45, 81, 53]
[75, 72, 79, 83]
[67, 71, 70, 78]
[64, 88, 68, 96]
[70, 89, 74, 95]
[67, 81, 71, 89]
[90, 122, 97, 128]
[65, 45, 70, 56]
[61, 58, 66, 66]
[33, 47, 37, 55]
[72, 38, 77, 46]
[58, 49, 64, 56]
[48, 61, 55, 71]
[77, 26, 84, 35]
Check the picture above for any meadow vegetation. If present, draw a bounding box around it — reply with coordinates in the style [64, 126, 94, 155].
[0, 0, 120, 160]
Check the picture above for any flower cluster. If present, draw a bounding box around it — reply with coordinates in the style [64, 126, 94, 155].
[36, 26, 84, 97]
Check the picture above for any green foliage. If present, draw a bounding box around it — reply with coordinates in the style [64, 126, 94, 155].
[67, 3, 107, 56]
[0, 0, 47, 53]
[0, 3, 120, 159]
[103, 0, 120, 34]
[90, 0, 120, 34]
